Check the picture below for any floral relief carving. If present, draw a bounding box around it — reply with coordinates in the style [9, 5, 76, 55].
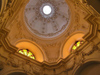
[74, 52, 85, 66]
[7, 57, 20, 68]
[72, 43, 100, 67]
[82, 45, 99, 56]
[6, 55, 42, 74]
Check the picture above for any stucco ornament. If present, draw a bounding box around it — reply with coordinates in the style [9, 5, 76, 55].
[24, 0, 70, 38]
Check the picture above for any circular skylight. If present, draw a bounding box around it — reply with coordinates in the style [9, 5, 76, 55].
[40, 3, 54, 18]
[43, 5, 52, 15]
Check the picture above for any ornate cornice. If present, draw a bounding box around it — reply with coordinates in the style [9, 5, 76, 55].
[0, 0, 26, 52]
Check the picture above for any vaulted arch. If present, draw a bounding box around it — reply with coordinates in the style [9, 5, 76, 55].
[75, 61, 100, 75]
[62, 33, 85, 58]
[16, 39, 47, 62]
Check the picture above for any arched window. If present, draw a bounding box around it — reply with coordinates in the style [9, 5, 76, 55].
[72, 41, 83, 51]
[18, 49, 35, 59]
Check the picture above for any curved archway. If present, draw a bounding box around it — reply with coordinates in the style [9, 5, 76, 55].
[1, 69, 29, 75]
[15, 39, 47, 62]
[62, 33, 84, 58]
[8, 72, 27, 75]
[75, 61, 100, 75]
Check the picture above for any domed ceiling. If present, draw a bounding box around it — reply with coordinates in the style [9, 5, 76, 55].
[24, 0, 70, 38]
[4, 0, 91, 62]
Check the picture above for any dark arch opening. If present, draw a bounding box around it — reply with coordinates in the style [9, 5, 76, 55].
[75, 61, 100, 75]
[8, 72, 27, 75]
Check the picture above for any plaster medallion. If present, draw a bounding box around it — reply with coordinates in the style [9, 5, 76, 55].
[24, 0, 70, 38]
